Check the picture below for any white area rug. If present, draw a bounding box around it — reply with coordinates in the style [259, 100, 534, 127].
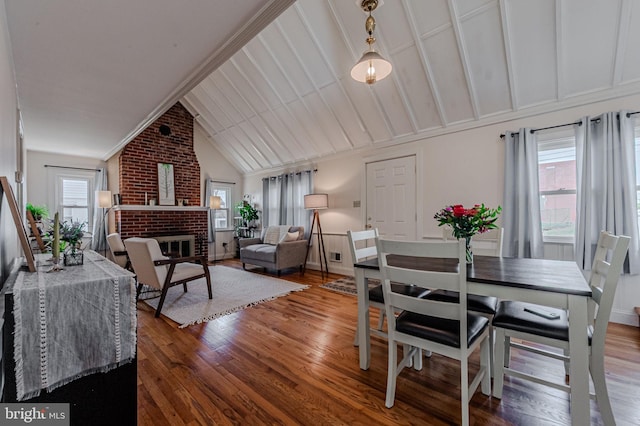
[144, 265, 308, 328]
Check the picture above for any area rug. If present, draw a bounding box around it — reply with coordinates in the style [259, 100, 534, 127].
[320, 276, 379, 296]
[144, 266, 308, 328]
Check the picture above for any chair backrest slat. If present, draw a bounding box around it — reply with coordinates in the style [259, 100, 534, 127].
[376, 238, 467, 334]
[442, 226, 503, 257]
[347, 229, 379, 264]
[588, 231, 630, 346]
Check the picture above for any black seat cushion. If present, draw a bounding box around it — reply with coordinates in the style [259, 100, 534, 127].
[369, 284, 430, 304]
[423, 289, 498, 315]
[395, 311, 489, 348]
[492, 301, 589, 343]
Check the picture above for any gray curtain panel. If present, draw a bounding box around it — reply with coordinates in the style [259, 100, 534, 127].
[262, 170, 313, 236]
[91, 168, 108, 251]
[575, 111, 640, 273]
[502, 129, 544, 258]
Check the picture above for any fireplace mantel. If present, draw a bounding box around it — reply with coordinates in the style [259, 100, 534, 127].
[113, 205, 208, 212]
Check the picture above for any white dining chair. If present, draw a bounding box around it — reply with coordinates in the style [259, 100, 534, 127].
[432, 226, 502, 375]
[347, 229, 429, 346]
[376, 237, 491, 425]
[492, 231, 630, 426]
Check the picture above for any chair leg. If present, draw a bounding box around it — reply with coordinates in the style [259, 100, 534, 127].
[488, 324, 495, 378]
[242, 262, 246, 270]
[493, 328, 506, 399]
[591, 353, 616, 425]
[460, 357, 470, 426]
[353, 322, 360, 346]
[480, 336, 491, 396]
[385, 340, 398, 408]
[377, 311, 385, 331]
[504, 335, 511, 368]
[155, 285, 171, 318]
[135, 283, 143, 301]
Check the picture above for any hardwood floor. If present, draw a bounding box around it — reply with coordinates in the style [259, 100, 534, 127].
[137, 259, 640, 425]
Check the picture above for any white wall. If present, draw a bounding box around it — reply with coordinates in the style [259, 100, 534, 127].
[0, 0, 20, 285]
[26, 150, 106, 208]
[194, 122, 244, 260]
[242, 92, 640, 326]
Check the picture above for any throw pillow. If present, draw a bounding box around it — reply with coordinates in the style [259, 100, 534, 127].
[281, 231, 299, 242]
[263, 226, 282, 245]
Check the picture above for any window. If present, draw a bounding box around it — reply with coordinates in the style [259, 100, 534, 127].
[537, 130, 577, 241]
[210, 183, 234, 230]
[50, 170, 96, 232]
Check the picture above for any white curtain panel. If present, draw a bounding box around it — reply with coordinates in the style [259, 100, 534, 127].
[205, 179, 214, 243]
[502, 129, 544, 258]
[90, 168, 108, 251]
[575, 111, 640, 273]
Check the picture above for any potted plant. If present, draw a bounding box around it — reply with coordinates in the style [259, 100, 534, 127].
[235, 201, 260, 233]
[26, 203, 48, 221]
[60, 220, 86, 265]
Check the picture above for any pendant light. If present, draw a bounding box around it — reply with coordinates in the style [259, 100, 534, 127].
[350, 0, 392, 85]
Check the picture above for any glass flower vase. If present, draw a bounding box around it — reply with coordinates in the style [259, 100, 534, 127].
[465, 237, 473, 264]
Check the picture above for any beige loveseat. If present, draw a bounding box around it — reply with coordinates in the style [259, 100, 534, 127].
[239, 225, 307, 276]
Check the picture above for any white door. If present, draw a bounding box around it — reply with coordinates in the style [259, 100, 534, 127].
[365, 156, 416, 240]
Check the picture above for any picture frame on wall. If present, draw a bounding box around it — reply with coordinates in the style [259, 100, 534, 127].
[157, 163, 176, 206]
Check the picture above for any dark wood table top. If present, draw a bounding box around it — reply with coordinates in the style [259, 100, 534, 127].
[354, 255, 591, 297]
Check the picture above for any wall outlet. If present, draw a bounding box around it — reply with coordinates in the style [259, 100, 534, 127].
[330, 251, 342, 262]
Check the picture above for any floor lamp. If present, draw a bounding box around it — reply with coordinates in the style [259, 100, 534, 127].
[209, 195, 221, 263]
[97, 190, 112, 257]
[304, 193, 329, 279]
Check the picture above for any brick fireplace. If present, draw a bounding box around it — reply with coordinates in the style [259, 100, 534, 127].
[115, 102, 208, 257]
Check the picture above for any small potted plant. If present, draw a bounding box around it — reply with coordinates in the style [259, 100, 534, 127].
[235, 201, 260, 237]
[26, 203, 49, 221]
[60, 220, 86, 266]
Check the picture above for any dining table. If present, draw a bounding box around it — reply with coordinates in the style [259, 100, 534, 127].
[353, 254, 591, 426]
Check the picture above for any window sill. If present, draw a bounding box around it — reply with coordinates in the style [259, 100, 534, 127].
[543, 236, 574, 245]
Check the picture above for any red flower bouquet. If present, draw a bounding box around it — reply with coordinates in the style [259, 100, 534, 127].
[434, 204, 501, 262]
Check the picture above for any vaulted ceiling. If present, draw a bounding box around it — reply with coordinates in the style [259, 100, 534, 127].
[8, 0, 640, 174]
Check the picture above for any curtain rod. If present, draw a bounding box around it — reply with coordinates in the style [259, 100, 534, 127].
[262, 168, 317, 181]
[500, 110, 640, 139]
[44, 164, 101, 172]
[209, 180, 236, 185]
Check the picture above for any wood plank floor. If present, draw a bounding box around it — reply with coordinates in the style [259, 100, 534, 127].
[137, 259, 640, 425]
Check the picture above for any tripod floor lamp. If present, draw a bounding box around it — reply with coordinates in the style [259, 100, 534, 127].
[304, 193, 329, 279]
[97, 190, 113, 257]
[209, 195, 222, 263]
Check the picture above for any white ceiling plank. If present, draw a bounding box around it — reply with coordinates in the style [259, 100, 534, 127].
[498, 0, 516, 110]
[183, 92, 224, 134]
[227, 56, 309, 158]
[403, 0, 448, 128]
[562, 0, 620, 96]
[461, 5, 512, 116]
[447, 0, 481, 119]
[613, 0, 632, 86]
[621, 0, 640, 83]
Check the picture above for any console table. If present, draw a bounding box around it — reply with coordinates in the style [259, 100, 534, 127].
[1, 251, 137, 424]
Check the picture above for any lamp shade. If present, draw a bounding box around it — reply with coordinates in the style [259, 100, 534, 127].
[97, 190, 112, 208]
[209, 195, 222, 209]
[304, 193, 328, 210]
[351, 50, 392, 84]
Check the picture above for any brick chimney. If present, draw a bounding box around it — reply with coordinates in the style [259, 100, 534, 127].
[116, 102, 207, 257]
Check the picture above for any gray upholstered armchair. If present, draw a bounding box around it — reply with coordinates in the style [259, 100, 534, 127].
[239, 225, 307, 276]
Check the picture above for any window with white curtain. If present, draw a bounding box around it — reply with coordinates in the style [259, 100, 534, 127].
[52, 171, 96, 231]
[211, 183, 233, 230]
[537, 129, 577, 242]
[537, 122, 640, 242]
